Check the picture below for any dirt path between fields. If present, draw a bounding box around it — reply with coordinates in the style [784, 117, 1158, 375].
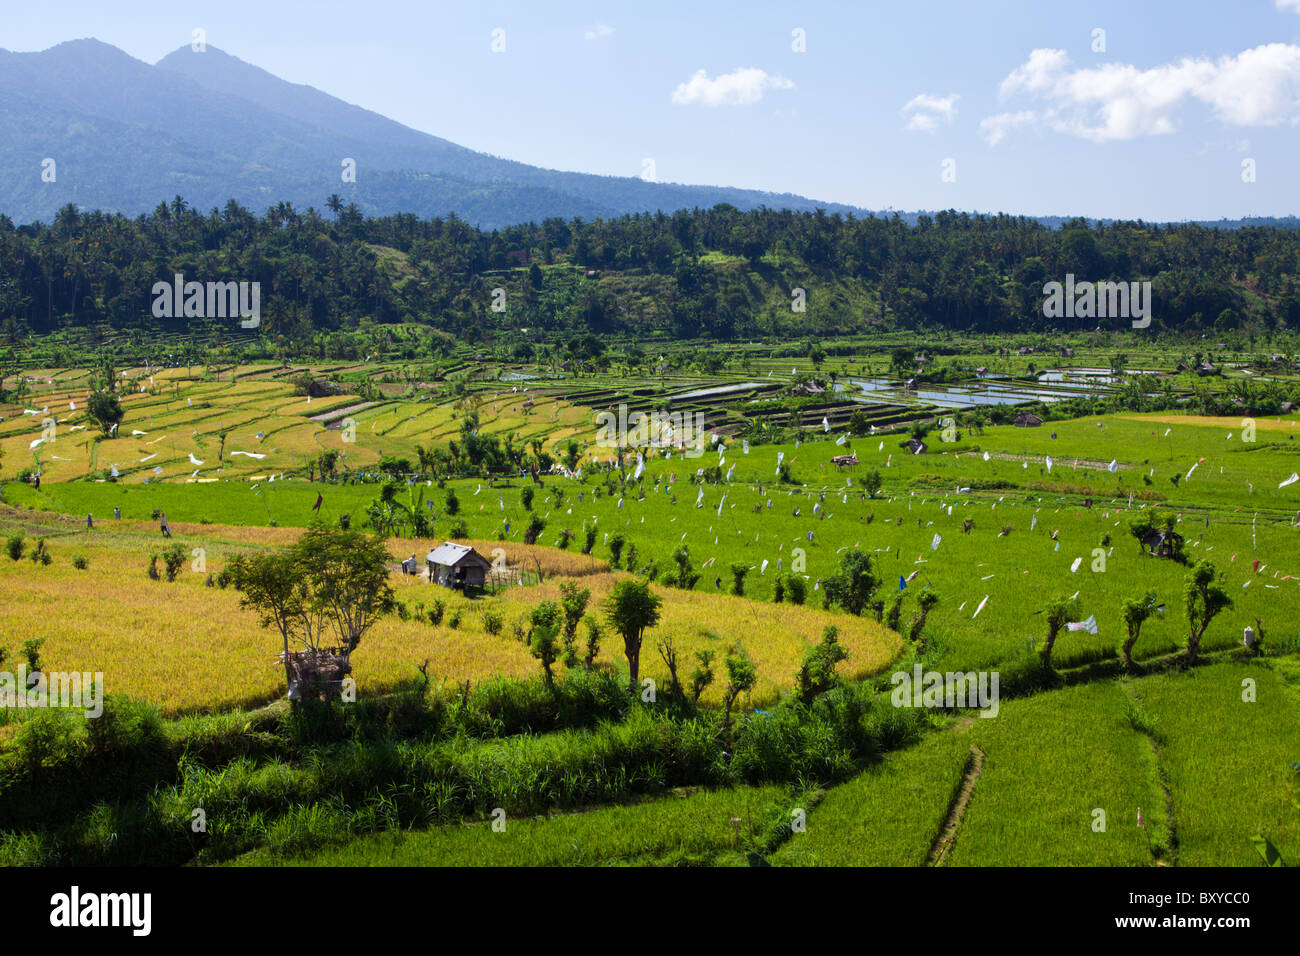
[957, 451, 1134, 471]
[309, 401, 381, 424]
[926, 745, 985, 867]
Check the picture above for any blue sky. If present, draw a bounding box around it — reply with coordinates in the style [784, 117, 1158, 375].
[5, 0, 1300, 221]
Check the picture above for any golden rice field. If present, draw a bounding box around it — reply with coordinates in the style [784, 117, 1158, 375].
[1, 365, 597, 485]
[1118, 412, 1300, 433]
[0, 516, 897, 715]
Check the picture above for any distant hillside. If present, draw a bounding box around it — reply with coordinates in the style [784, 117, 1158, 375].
[2, 202, 1298, 353]
[0, 39, 870, 229]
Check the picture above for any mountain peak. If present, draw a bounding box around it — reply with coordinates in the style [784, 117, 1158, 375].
[0, 37, 870, 228]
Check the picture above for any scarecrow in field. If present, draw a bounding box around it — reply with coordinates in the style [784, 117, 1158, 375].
[86, 514, 93, 529]
[160, 512, 172, 538]
[114, 507, 121, 520]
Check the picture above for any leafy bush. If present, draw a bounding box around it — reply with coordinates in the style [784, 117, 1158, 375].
[523, 513, 546, 545]
[427, 599, 446, 626]
[729, 562, 749, 597]
[785, 575, 807, 606]
[162, 543, 186, 582]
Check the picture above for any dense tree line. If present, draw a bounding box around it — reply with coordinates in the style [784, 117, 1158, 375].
[2, 198, 1298, 350]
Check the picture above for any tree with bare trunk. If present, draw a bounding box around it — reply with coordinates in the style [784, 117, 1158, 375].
[1121, 590, 1159, 668]
[604, 578, 662, 696]
[1184, 560, 1230, 665]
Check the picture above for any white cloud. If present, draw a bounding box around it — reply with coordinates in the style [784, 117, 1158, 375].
[1278, 0, 1300, 13]
[901, 93, 958, 132]
[989, 44, 1300, 143]
[584, 23, 614, 41]
[671, 68, 794, 107]
[979, 110, 1039, 145]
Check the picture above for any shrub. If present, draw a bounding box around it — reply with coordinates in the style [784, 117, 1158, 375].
[6, 535, 25, 561]
[907, 591, 940, 647]
[444, 489, 460, 516]
[608, 533, 626, 569]
[796, 625, 848, 704]
[688, 649, 716, 706]
[822, 550, 879, 616]
[29, 539, 50, 566]
[523, 514, 546, 546]
[669, 545, 701, 590]
[21, 637, 45, 672]
[72, 555, 88, 570]
[447, 608, 463, 630]
[162, 543, 186, 582]
[785, 575, 807, 606]
[482, 609, 504, 636]
[427, 599, 446, 626]
[510, 615, 529, 644]
[558, 582, 590, 642]
[729, 562, 749, 597]
[530, 622, 560, 687]
[722, 644, 758, 733]
[449, 519, 469, 539]
[885, 593, 905, 631]
[582, 616, 603, 670]
[520, 487, 534, 511]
